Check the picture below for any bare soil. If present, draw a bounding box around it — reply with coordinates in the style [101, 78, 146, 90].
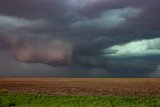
[0, 78, 160, 96]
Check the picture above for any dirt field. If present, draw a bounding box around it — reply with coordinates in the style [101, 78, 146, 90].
[0, 78, 160, 96]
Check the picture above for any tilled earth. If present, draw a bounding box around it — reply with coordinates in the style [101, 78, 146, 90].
[0, 78, 160, 96]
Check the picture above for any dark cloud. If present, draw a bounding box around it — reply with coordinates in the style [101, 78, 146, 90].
[0, 0, 160, 77]
[0, 35, 73, 66]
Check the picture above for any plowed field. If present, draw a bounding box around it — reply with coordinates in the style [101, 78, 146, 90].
[0, 78, 160, 96]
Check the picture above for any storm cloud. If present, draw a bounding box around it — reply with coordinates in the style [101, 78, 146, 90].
[0, 0, 160, 77]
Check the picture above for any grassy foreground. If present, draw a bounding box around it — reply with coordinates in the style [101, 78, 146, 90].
[0, 93, 160, 107]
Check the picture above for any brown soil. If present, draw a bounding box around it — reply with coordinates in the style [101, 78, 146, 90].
[0, 78, 160, 96]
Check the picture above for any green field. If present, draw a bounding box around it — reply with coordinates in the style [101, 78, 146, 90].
[0, 93, 160, 107]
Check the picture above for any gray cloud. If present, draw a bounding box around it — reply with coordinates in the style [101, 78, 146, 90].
[0, 0, 160, 77]
[0, 35, 73, 66]
[71, 7, 142, 29]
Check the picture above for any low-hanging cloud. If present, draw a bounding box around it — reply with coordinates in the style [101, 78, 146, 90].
[0, 35, 73, 66]
[0, 0, 160, 77]
[157, 65, 160, 71]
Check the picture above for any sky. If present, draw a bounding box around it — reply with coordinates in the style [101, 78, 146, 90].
[0, 0, 160, 77]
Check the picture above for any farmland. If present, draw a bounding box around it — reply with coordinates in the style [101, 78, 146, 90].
[0, 78, 160, 107]
[0, 78, 160, 96]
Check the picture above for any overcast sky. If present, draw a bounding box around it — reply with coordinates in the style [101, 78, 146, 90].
[0, 0, 160, 77]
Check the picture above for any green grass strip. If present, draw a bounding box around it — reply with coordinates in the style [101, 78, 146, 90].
[0, 93, 160, 107]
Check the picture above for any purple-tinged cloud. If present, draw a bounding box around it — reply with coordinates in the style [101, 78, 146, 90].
[0, 0, 160, 77]
[0, 35, 73, 66]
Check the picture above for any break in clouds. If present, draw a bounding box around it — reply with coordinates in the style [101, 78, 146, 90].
[0, 0, 160, 77]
